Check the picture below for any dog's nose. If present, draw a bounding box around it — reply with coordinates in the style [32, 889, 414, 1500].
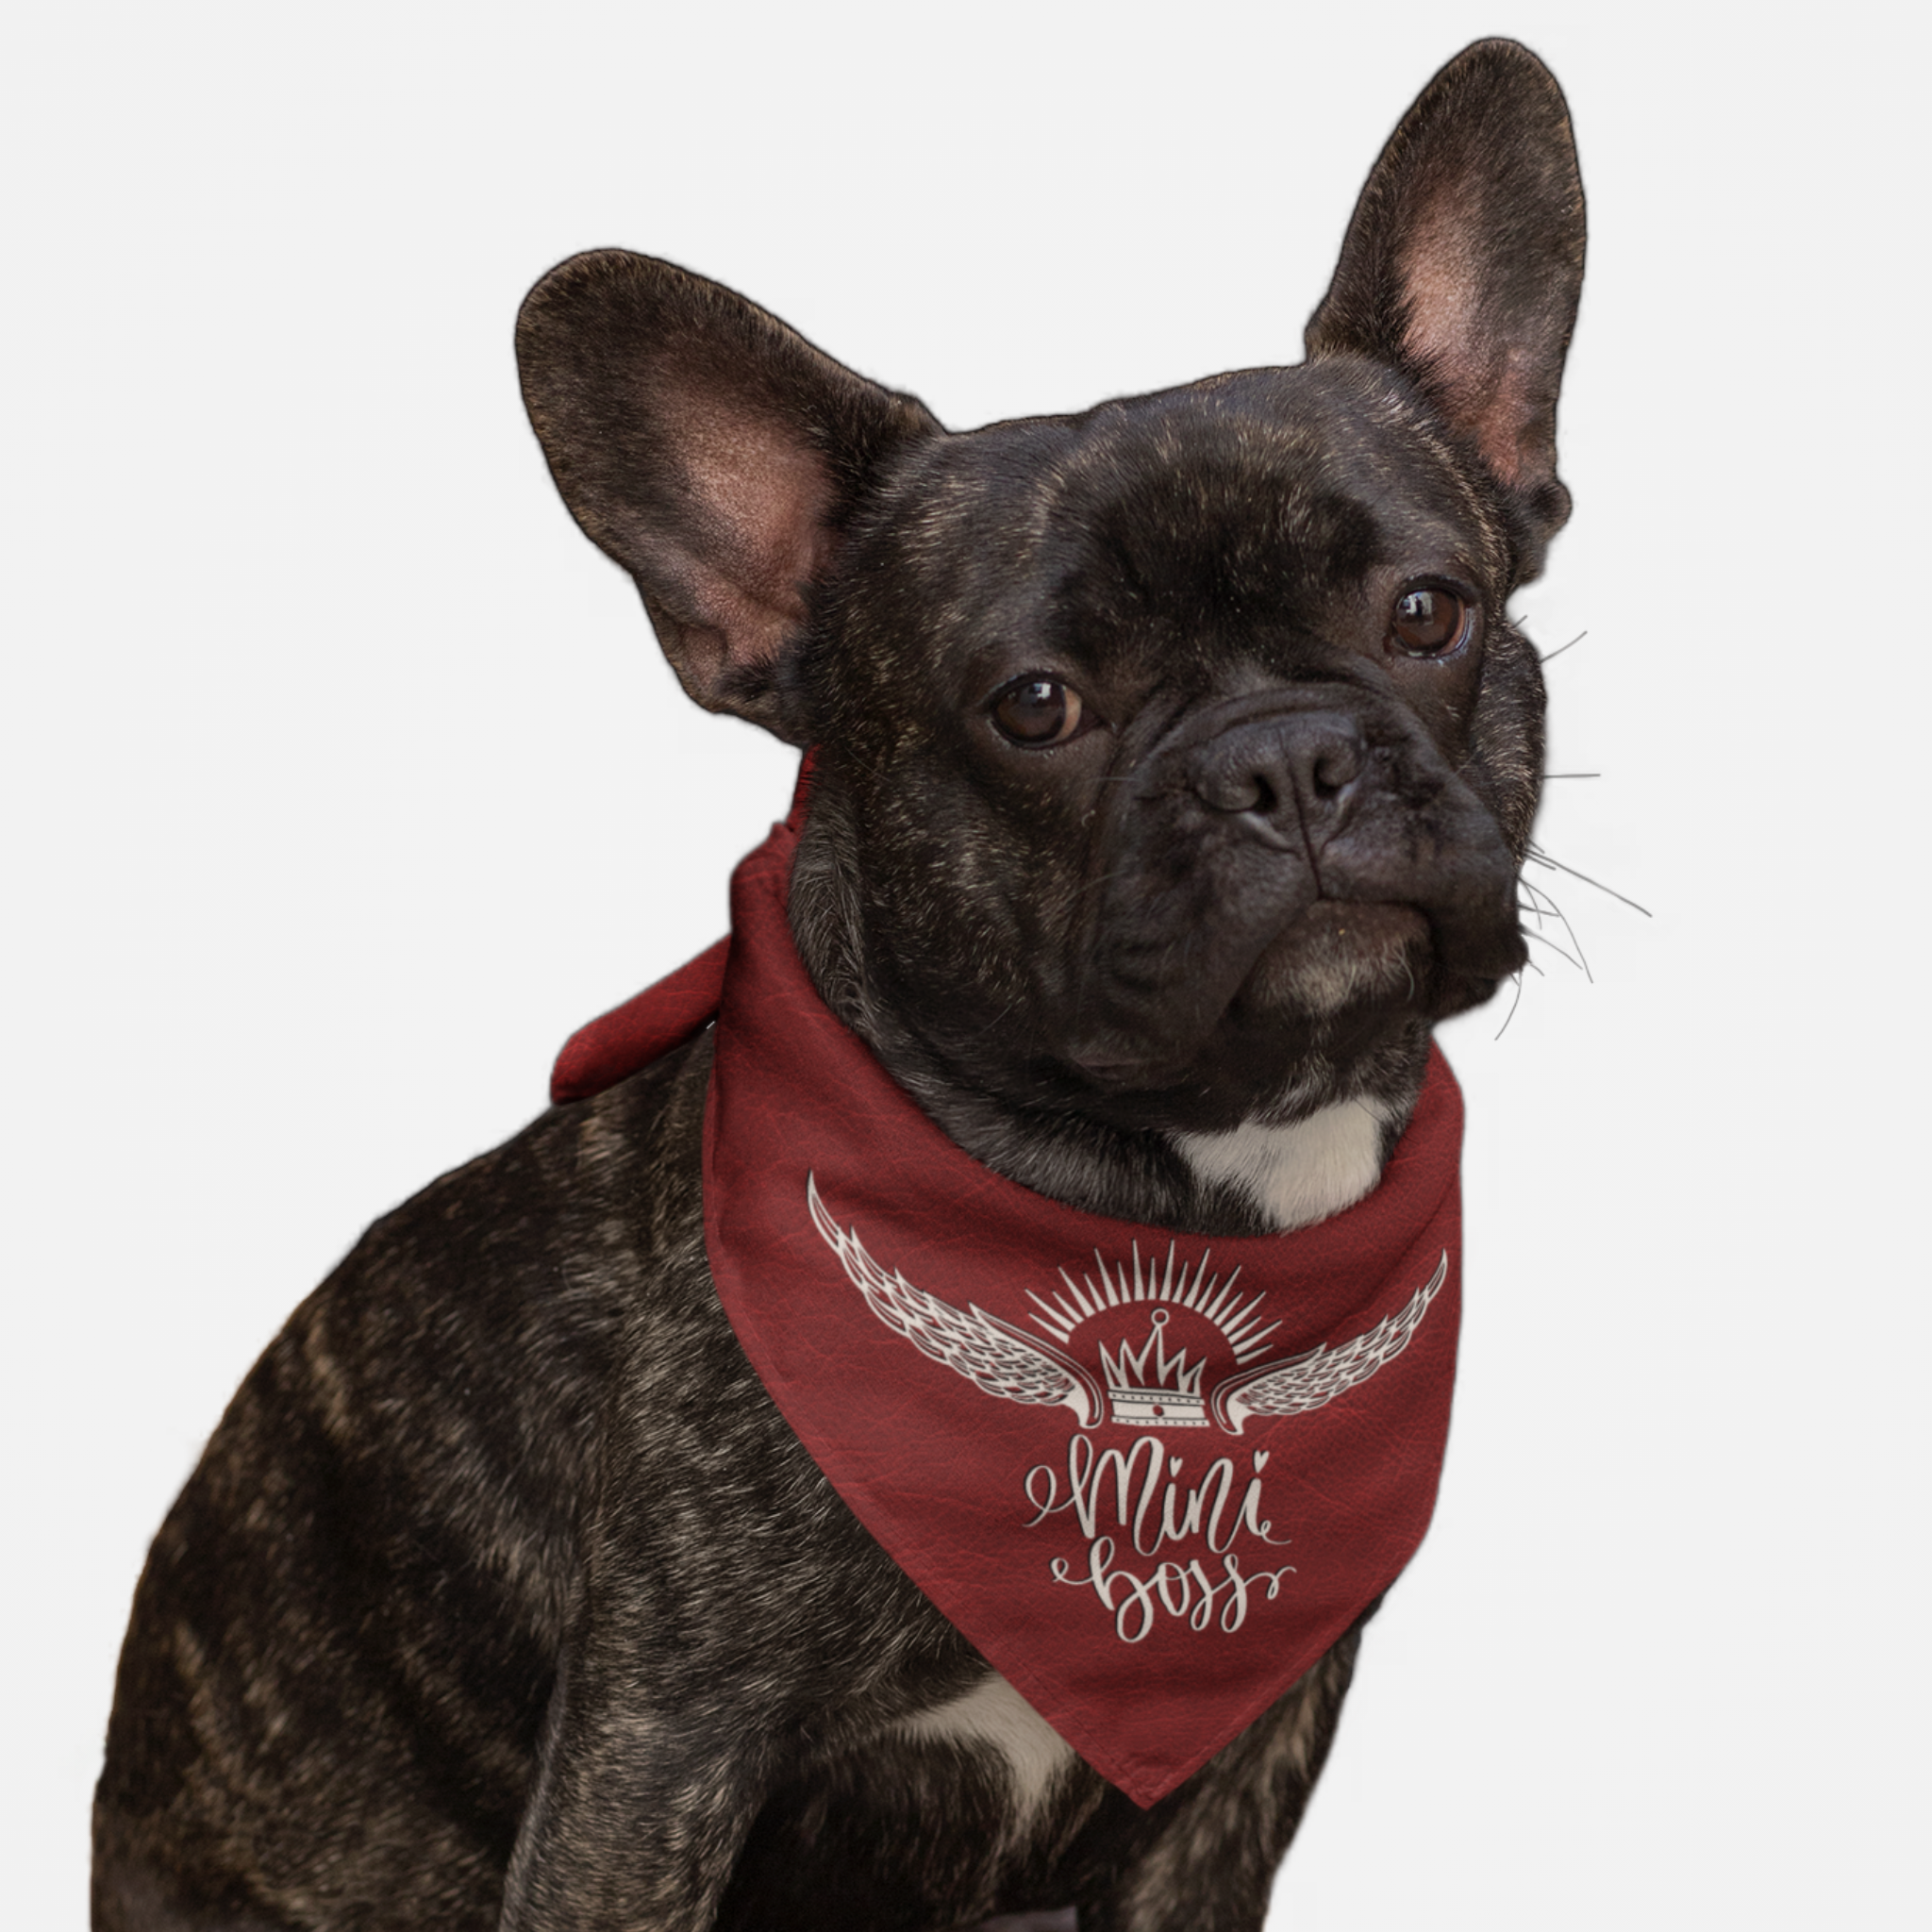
[1190, 711, 1365, 850]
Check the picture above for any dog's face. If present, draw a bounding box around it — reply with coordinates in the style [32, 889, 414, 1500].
[517, 39, 1582, 1144]
[803, 357, 1543, 1133]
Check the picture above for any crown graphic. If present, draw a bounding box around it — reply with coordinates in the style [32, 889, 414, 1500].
[1099, 1308, 1209, 1427]
[1028, 1241, 1277, 1428]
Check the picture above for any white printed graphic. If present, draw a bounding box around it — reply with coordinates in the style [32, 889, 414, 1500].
[806, 1174, 1445, 1437]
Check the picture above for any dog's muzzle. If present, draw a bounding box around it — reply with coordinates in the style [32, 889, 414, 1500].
[1060, 691, 1524, 1094]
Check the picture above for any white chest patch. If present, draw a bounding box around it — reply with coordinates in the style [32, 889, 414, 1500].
[1173, 1099, 1387, 1232]
[896, 1672, 1074, 1819]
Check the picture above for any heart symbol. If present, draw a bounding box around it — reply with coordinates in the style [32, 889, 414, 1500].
[1169, 1457, 1184, 1476]
[1253, 1451, 1271, 1472]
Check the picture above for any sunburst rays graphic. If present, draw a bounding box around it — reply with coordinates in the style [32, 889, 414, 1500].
[1027, 1242, 1280, 1365]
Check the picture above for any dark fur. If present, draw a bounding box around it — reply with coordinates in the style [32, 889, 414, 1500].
[96, 40, 1584, 1931]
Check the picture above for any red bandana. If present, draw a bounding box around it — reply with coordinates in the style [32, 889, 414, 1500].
[554, 783, 1464, 1807]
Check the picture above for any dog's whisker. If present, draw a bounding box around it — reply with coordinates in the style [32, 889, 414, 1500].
[1521, 927, 1584, 973]
[1525, 843, 1652, 918]
[1538, 628, 1588, 664]
[1518, 874, 1592, 981]
[1493, 971, 1526, 1039]
[1074, 864, 1139, 901]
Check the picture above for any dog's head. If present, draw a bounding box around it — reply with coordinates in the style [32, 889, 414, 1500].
[517, 40, 1583, 1143]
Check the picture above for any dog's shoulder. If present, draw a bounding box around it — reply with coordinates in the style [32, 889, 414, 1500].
[96, 1035, 724, 1922]
[280, 1027, 714, 1432]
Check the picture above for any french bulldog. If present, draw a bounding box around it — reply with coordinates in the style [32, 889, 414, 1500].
[95, 37, 1585, 1932]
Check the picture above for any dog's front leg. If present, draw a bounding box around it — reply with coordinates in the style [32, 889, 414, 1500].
[1076, 1631, 1364, 1932]
[492, 1298, 925, 1932]
[498, 1646, 771, 1932]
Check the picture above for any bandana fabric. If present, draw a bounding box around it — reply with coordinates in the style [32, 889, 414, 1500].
[554, 787, 1464, 1807]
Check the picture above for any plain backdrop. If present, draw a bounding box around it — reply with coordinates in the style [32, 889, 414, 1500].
[6, 3, 1926, 1926]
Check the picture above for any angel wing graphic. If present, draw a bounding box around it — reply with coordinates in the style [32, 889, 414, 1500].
[807, 1175, 1105, 1427]
[807, 1174, 1445, 1438]
[1207, 1250, 1449, 1435]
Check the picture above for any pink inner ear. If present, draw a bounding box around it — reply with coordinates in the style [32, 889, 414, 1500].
[1398, 207, 1536, 490]
[659, 390, 838, 691]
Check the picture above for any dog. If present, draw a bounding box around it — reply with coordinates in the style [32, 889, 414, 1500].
[95, 38, 1584, 1932]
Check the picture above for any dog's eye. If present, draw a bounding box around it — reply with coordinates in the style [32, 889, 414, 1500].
[991, 676, 1085, 747]
[1390, 586, 1472, 657]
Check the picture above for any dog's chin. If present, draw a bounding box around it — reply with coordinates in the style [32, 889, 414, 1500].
[1061, 902, 1434, 1107]
[1060, 897, 1524, 1124]
[1231, 897, 1526, 1034]
[1236, 901, 1433, 1023]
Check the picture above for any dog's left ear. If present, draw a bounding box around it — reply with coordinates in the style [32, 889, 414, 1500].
[1307, 39, 1586, 575]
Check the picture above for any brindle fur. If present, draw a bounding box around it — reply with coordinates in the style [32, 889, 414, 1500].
[97, 40, 1584, 1931]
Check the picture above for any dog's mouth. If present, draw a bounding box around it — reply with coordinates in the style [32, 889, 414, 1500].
[1059, 873, 1525, 1114]
[1065, 897, 1441, 1092]
[1238, 899, 1434, 1020]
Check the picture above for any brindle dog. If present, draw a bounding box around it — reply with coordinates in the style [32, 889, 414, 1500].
[96, 39, 1584, 1932]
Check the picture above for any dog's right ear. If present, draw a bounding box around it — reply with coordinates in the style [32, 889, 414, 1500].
[517, 252, 939, 742]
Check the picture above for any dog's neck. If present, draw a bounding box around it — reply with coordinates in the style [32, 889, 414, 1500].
[789, 814, 1429, 1238]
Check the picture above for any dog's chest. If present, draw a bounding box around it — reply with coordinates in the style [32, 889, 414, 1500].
[894, 1671, 1077, 1821]
[713, 1671, 1108, 1928]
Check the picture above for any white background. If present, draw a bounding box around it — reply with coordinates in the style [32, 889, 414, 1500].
[6, 3, 1926, 1926]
